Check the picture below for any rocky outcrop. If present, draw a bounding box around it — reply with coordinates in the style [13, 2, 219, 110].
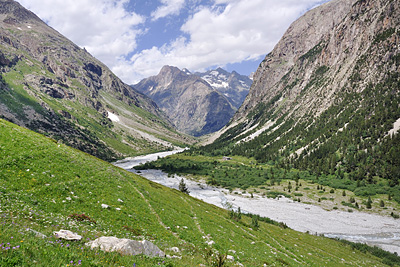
[86, 236, 165, 257]
[134, 65, 236, 136]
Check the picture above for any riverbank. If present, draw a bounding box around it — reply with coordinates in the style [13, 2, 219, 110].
[114, 152, 400, 254]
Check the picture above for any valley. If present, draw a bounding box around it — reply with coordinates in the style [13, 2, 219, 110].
[1, 0, 400, 265]
[125, 152, 400, 254]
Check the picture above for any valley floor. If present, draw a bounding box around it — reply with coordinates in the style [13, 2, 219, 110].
[114, 153, 400, 255]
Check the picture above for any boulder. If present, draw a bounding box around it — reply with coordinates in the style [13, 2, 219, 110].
[86, 236, 165, 257]
[53, 229, 82, 241]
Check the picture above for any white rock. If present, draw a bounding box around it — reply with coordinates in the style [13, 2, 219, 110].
[170, 247, 180, 253]
[86, 236, 165, 257]
[116, 208, 121, 211]
[118, 199, 123, 202]
[101, 204, 109, 209]
[53, 229, 82, 241]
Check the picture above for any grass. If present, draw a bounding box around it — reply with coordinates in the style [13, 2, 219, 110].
[0, 119, 396, 266]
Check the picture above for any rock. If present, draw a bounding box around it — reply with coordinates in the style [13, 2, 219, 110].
[166, 255, 182, 259]
[53, 229, 82, 241]
[86, 236, 165, 257]
[227, 255, 234, 261]
[101, 204, 109, 209]
[169, 247, 180, 253]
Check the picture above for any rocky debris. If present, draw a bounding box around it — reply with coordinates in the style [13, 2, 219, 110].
[86, 236, 165, 257]
[53, 229, 82, 241]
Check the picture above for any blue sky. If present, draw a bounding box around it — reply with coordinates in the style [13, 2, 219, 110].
[18, 0, 329, 84]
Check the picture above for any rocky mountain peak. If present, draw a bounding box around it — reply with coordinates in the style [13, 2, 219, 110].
[0, 0, 42, 24]
[134, 66, 236, 136]
[195, 68, 252, 109]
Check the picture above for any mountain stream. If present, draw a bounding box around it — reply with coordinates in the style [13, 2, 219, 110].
[114, 151, 400, 254]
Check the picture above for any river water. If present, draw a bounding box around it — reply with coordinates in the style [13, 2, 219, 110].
[114, 151, 400, 254]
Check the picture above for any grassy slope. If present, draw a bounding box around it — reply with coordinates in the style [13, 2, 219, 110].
[0, 119, 389, 266]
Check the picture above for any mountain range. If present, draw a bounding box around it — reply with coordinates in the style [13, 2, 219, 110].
[133, 65, 251, 136]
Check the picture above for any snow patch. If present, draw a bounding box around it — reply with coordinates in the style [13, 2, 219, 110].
[209, 82, 229, 88]
[107, 111, 120, 122]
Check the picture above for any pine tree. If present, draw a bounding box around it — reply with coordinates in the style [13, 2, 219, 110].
[179, 178, 190, 194]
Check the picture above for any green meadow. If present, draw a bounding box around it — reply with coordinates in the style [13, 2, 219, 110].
[0, 119, 397, 266]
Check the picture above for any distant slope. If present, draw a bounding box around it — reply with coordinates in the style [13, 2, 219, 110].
[203, 0, 400, 187]
[0, 118, 391, 266]
[0, 0, 192, 161]
[134, 65, 235, 137]
[194, 67, 252, 109]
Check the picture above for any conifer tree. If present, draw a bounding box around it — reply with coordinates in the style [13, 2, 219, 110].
[179, 178, 190, 194]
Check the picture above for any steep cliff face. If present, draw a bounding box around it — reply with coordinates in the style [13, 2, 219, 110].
[134, 65, 236, 137]
[204, 0, 400, 183]
[0, 0, 191, 160]
[235, 0, 355, 121]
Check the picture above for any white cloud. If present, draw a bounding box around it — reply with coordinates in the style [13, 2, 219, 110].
[18, 0, 329, 84]
[18, 0, 144, 68]
[122, 0, 328, 84]
[151, 0, 185, 21]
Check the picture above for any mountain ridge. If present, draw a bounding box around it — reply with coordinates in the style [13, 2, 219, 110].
[133, 65, 236, 137]
[201, 0, 400, 191]
[0, 0, 192, 160]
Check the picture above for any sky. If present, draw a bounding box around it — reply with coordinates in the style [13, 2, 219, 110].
[18, 0, 329, 84]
